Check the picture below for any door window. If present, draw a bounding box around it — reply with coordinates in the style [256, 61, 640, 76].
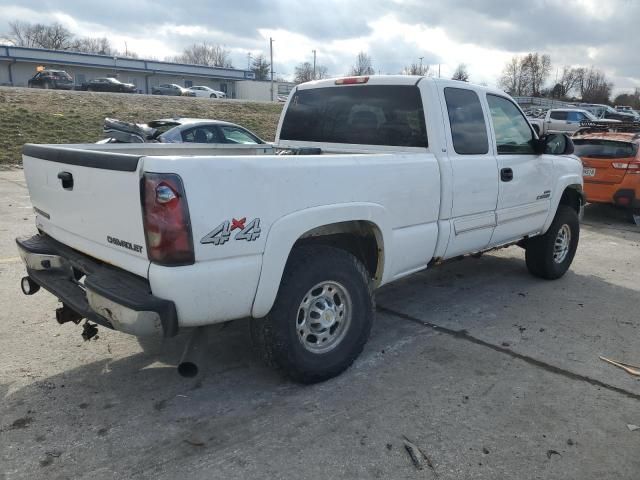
[549, 111, 568, 120]
[566, 111, 585, 122]
[181, 126, 223, 143]
[219, 126, 260, 144]
[487, 95, 536, 155]
[444, 88, 489, 155]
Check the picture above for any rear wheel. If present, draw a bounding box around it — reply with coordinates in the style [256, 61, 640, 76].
[525, 205, 579, 279]
[251, 245, 374, 384]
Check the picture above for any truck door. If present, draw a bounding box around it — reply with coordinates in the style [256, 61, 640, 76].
[547, 110, 569, 133]
[440, 87, 499, 258]
[485, 94, 554, 245]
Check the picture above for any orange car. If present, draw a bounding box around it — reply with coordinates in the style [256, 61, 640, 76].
[573, 132, 640, 224]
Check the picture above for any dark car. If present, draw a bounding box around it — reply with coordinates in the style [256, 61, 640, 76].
[27, 70, 74, 90]
[151, 83, 195, 96]
[81, 77, 136, 93]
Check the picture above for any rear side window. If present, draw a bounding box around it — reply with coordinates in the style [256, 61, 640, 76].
[573, 140, 638, 158]
[279, 85, 428, 147]
[444, 87, 489, 155]
[550, 111, 568, 120]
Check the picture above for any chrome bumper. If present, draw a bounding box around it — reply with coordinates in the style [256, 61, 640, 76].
[16, 234, 178, 337]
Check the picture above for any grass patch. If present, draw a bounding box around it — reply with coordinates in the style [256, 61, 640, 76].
[0, 87, 284, 166]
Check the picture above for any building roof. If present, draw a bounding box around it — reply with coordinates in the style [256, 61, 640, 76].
[0, 45, 255, 81]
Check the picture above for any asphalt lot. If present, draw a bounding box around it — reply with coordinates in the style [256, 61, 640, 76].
[1, 168, 639, 480]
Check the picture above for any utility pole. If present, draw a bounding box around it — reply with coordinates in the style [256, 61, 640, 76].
[312, 49, 317, 79]
[438, 64, 441, 78]
[270, 37, 274, 101]
[418, 56, 423, 75]
[247, 52, 252, 70]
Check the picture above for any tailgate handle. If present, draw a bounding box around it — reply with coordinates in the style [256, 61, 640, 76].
[57, 171, 74, 190]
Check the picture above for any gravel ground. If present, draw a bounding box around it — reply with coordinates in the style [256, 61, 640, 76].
[1, 169, 639, 480]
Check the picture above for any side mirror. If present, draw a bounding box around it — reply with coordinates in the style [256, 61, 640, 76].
[535, 133, 574, 155]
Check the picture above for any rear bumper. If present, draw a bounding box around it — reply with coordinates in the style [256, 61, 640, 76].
[584, 181, 640, 209]
[16, 234, 178, 337]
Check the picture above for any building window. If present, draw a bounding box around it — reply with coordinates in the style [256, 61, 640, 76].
[76, 74, 86, 86]
[219, 83, 228, 94]
[184, 80, 193, 88]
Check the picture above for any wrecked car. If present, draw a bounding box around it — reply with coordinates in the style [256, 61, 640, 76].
[101, 117, 267, 145]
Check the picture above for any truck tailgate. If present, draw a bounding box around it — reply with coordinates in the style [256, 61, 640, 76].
[22, 145, 150, 278]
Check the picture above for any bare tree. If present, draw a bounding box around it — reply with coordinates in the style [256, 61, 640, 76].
[558, 66, 580, 97]
[6, 21, 74, 50]
[171, 43, 233, 68]
[579, 67, 613, 103]
[499, 53, 550, 96]
[294, 62, 328, 83]
[72, 37, 114, 55]
[521, 53, 551, 96]
[251, 54, 270, 81]
[499, 56, 523, 95]
[613, 91, 640, 109]
[451, 63, 469, 82]
[350, 51, 374, 76]
[4, 21, 140, 58]
[402, 63, 430, 76]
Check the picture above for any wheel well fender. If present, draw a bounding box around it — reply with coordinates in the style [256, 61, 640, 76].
[543, 182, 584, 232]
[251, 203, 389, 318]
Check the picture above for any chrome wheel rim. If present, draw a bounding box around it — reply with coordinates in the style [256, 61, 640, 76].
[296, 281, 352, 354]
[553, 224, 571, 264]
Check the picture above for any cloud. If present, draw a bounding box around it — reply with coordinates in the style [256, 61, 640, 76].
[0, 0, 638, 92]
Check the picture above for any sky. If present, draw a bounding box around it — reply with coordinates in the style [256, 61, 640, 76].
[1, 0, 639, 94]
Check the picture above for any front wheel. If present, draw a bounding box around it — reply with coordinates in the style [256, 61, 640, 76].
[525, 205, 579, 279]
[251, 245, 374, 384]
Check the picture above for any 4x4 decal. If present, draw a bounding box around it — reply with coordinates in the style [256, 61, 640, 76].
[201, 217, 261, 245]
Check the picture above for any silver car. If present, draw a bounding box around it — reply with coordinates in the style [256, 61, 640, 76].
[102, 117, 266, 144]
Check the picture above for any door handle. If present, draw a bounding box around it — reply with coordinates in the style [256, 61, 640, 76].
[500, 168, 513, 182]
[57, 171, 74, 189]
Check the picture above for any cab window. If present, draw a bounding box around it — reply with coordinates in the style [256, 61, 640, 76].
[486, 95, 535, 154]
[444, 87, 489, 155]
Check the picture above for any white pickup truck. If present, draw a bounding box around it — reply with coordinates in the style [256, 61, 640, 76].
[528, 108, 619, 136]
[17, 76, 584, 383]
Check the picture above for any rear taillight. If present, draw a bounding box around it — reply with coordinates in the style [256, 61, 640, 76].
[612, 161, 640, 172]
[141, 173, 194, 265]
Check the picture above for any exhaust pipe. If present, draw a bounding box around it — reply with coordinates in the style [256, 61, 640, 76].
[178, 327, 210, 378]
[21, 276, 40, 295]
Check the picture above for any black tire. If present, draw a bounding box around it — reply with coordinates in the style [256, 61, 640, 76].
[251, 245, 374, 384]
[210, 93, 216, 98]
[525, 205, 579, 279]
